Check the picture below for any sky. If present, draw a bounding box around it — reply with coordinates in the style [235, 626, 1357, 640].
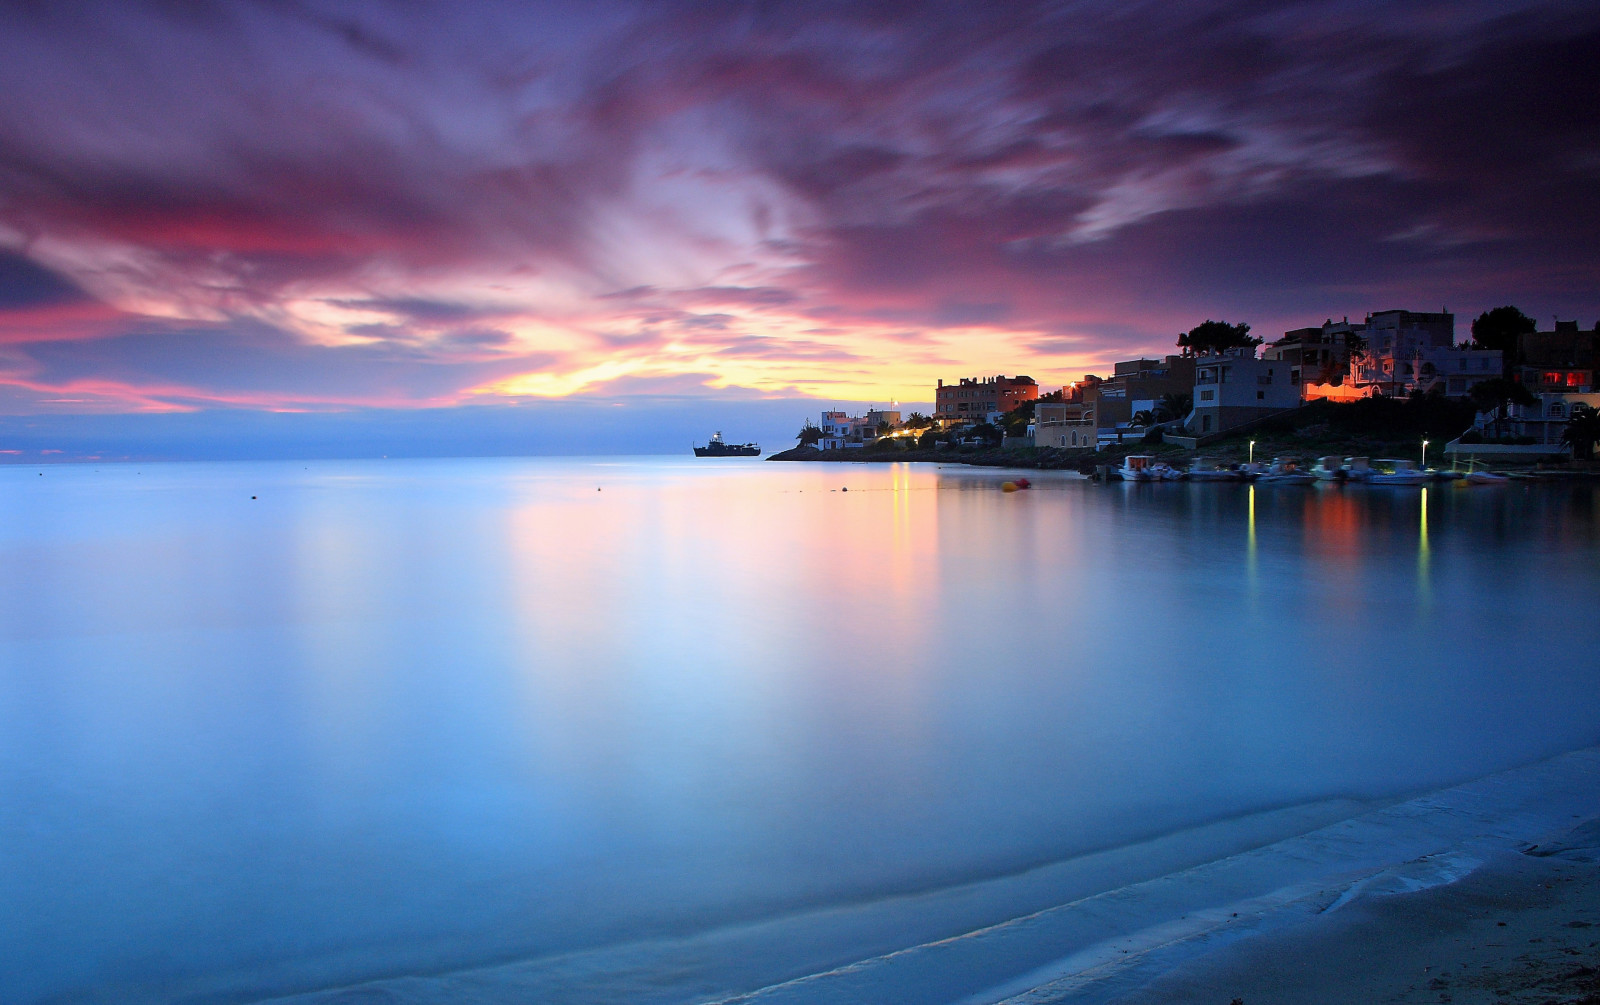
[1, 1, 1598, 455]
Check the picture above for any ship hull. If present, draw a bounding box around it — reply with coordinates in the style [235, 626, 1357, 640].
[693, 445, 760, 457]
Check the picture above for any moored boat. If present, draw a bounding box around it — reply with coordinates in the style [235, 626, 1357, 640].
[1184, 457, 1239, 481]
[1311, 456, 1345, 481]
[1343, 456, 1376, 482]
[1368, 459, 1429, 485]
[1256, 457, 1315, 485]
[1119, 454, 1157, 481]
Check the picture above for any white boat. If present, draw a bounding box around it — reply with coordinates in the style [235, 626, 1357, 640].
[1311, 456, 1345, 481]
[1119, 454, 1158, 481]
[1462, 458, 1509, 485]
[1185, 457, 1239, 481]
[1120, 455, 1180, 481]
[1256, 457, 1315, 485]
[1343, 456, 1376, 482]
[1368, 459, 1429, 485]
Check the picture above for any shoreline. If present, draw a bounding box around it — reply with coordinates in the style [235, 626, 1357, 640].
[767, 443, 1600, 479]
[250, 746, 1600, 1005]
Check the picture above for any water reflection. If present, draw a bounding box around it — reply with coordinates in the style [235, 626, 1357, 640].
[0, 459, 1597, 1004]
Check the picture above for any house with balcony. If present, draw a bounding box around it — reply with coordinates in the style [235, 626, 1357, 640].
[1186, 348, 1301, 435]
[816, 408, 903, 449]
[1474, 392, 1600, 450]
[934, 375, 1038, 427]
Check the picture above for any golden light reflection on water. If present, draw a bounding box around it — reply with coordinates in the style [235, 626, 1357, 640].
[1418, 486, 1431, 605]
[1247, 483, 1257, 559]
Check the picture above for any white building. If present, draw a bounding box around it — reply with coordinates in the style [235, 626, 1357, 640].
[1475, 392, 1600, 449]
[817, 409, 902, 449]
[1186, 348, 1302, 436]
[1349, 344, 1502, 397]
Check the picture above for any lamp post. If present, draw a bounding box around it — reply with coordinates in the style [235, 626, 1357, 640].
[1249, 440, 1257, 465]
[1421, 439, 1430, 469]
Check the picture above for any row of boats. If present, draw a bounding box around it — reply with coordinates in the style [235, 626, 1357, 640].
[1116, 454, 1510, 485]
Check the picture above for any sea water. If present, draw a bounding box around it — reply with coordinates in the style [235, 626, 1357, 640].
[1, 458, 1597, 1003]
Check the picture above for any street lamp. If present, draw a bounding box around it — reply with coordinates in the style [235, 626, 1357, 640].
[1421, 439, 1430, 469]
[1249, 440, 1257, 465]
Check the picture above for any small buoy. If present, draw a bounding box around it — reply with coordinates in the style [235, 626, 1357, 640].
[251, 496, 257, 500]
[841, 487, 848, 492]
[1016, 478, 1031, 489]
[1001, 481, 1018, 492]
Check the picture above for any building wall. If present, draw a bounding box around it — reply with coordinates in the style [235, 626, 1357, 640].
[1484, 392, 1600, 446]
[1350, 345, 1501, 397]
[934, 375, 1038, 423]
[1082, 356, 1193, 436]
[1035, 420, 1098, 450]
[1187, 349, 1301, 435]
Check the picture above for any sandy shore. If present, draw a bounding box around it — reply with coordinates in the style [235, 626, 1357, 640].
[1088, 826, 1600, 1005]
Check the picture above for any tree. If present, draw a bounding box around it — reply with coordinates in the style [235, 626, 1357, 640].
[796, 422, 822, 447]
[1132, 409, 1156, 426]
[1154, 393, 1192, 423]
[918, 428, 942, 449]
[1467, 377, 1536, 438]
[905, 411, 932, 429]
[967, 421, 1002, 446]
[875, 420, 893, 437]
[1001, 400, 1036, 437]
[1177, 319, 1260, 356]
[1562, 404, 1600, 459]
[1470, 306, 1535, 376]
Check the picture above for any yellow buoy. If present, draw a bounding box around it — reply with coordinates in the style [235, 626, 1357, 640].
[1001, 481, 1018, 492]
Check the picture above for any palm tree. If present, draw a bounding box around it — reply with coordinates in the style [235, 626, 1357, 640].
[1132, 409, 1156, 427]
[1562, 404, 1600, 459]
[1154, 393, 1192, 423]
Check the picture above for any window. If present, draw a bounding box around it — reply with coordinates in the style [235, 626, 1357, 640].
[1200, 389, 1215, 401]
[1257, 391, 1265, 400]
[1549, 404, 1566, 418]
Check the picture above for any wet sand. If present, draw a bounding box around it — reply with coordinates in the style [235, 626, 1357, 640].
[1106, 833, 1600, 1005]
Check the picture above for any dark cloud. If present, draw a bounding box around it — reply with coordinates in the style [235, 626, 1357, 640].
[0, 252, 85, 309]
[0, 0, 1595, 412]
[4, 317, 556, 408]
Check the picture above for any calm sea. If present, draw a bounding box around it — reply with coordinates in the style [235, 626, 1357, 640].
[2, 457, 1598, 1003]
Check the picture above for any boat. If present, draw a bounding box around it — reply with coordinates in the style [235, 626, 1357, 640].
[1184, 457, 1239, 481]
[1256, 457, 1315, 485]
[1119, 454, 1158, 481]
[693, 432, 760, 457]
[1311, 456, 1346, 481]
[1343, 456, 1377, 483]
[1367, 459, 1429, 485]
[1464, 459, 1509, 485]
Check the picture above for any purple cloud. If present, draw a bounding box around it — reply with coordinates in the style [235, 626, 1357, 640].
[0, 1, 1595, 412]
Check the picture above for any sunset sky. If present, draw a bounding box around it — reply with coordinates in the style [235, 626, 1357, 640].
[1, 1, 1597, 446]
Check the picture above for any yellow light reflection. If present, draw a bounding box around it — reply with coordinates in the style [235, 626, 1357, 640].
[1418, 485, 1431, 604]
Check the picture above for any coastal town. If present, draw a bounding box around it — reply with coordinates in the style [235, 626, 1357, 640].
[775, 305, 1600, 477]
